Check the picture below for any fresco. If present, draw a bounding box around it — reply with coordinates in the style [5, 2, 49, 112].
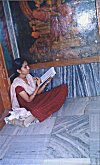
[9, 0, 98, 64]
[0, 2, 14, 76]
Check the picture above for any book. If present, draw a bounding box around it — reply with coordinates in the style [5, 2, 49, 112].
[40, 67, 56, 86]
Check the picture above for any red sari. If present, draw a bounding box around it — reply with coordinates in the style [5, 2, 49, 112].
[15, 84, 68, 122]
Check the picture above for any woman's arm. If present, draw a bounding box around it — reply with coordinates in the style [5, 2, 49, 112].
[18, 78, 41, 102]
[37, 83, 46, 94]
[37, 77, 52, 94]
[18, 85, 39, 102]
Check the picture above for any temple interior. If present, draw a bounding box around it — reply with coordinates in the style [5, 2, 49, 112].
[0, 0, 100, 165]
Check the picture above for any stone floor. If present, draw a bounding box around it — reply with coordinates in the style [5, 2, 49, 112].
[0, 96, 100, 165]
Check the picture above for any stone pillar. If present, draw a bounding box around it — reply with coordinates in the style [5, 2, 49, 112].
[2, 0, 20, 59]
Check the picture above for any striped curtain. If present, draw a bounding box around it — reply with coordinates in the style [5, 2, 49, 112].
[31, 62, 100, 98]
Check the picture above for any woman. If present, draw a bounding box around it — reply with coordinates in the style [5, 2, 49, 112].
[10, 58, 68, 122]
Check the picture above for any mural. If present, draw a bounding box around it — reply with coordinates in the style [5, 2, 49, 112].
[0, 2, 14, 76]
[9, 0, 98, 64]
[1, 0, 100, 97]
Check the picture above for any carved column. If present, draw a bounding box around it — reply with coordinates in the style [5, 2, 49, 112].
[2, 0, 20, 59]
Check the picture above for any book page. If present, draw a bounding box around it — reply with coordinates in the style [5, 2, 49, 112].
[40, 67, 56, 86]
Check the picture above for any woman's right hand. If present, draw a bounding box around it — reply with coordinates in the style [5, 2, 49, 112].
[36, 77, 41, 87]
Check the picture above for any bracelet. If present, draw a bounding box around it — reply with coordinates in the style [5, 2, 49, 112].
[33, 93, 36, 96]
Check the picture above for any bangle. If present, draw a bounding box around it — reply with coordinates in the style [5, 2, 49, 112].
[33, 93, 36, 96]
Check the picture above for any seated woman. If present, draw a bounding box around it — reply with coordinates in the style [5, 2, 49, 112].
[10, 58, 68, 122]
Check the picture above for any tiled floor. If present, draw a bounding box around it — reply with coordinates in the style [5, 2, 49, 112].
[0, 96, 100, 165]
[46, 115, 89, 158]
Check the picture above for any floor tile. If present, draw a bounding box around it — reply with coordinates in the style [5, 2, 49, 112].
[16, 117, 56, 135]
[5, 135, 50, 159]
[0, 135, 13, 159]
[46, 115, 89, 158]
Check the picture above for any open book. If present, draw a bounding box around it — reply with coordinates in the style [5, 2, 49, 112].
[40, 67, 56, 86]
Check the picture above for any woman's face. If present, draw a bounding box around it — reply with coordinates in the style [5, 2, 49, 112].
[20, 61, 30, 75]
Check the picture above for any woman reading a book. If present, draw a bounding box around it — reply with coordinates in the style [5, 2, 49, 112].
[10, 58, 68, 122]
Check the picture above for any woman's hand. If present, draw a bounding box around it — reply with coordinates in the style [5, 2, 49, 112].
[35, 77, 41, 87]
[44, 77, 52, 86]
[37, 77, 52, 94]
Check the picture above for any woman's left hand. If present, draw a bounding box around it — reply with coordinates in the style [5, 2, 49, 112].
[44, 77, 52, 86]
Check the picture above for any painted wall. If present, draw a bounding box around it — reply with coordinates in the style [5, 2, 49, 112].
[0, 2, 13, 76]
[1, 0, 100, 97]
[30, 62, 100, 98]
[8, 0, 99, 63]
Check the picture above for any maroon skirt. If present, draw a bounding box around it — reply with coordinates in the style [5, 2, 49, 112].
[16, 84, 68, 122]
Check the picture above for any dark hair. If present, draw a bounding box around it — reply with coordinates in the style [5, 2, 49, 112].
[10, 58, 28, 83]
[13, 58, 28, 72]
